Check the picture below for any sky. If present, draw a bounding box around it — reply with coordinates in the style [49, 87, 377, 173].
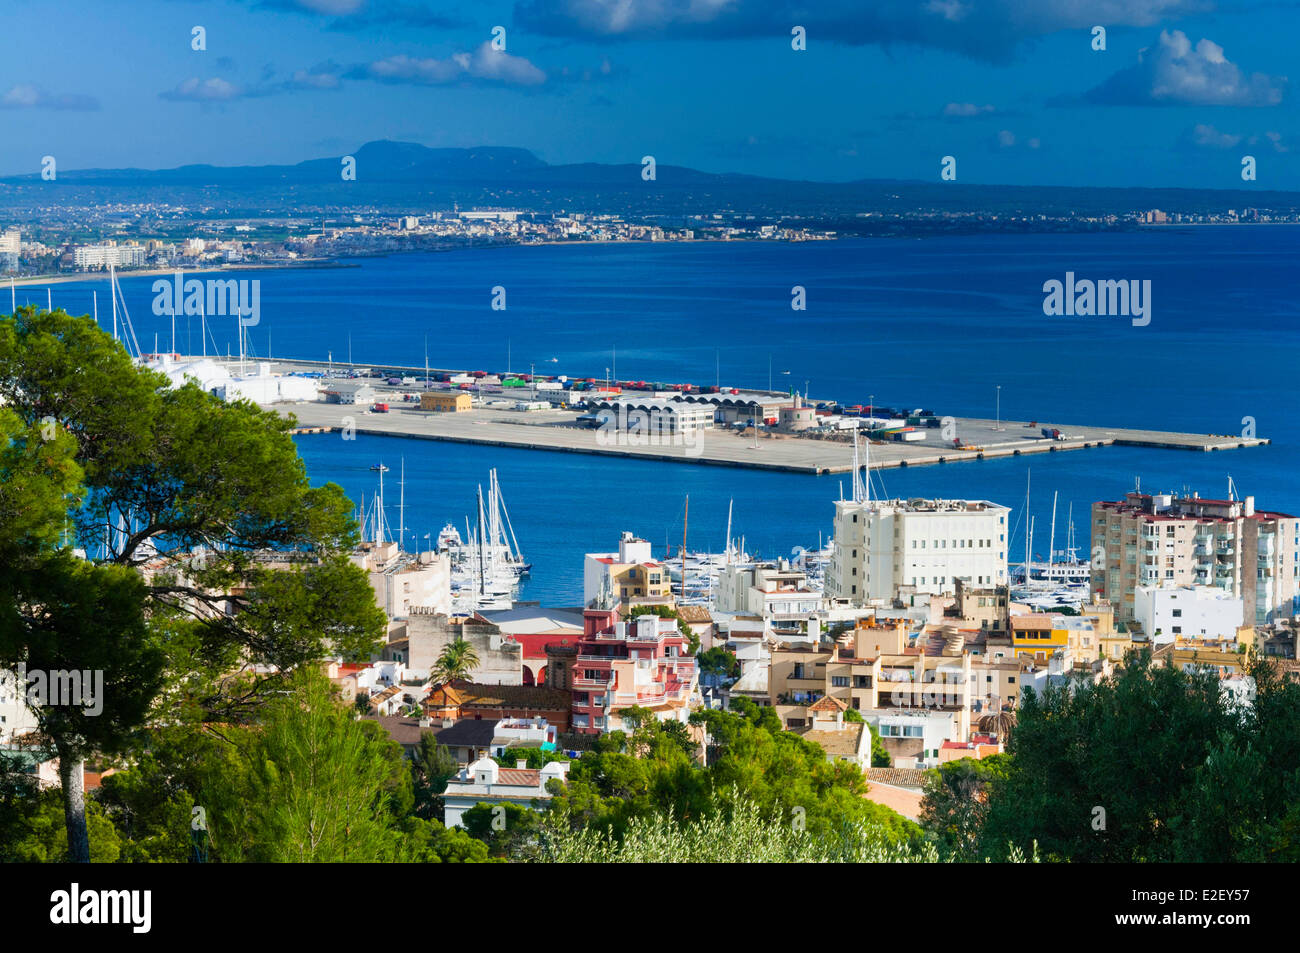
[0, 0, 1297, 188]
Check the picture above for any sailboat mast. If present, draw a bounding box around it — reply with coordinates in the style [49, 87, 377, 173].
[1049, 491, 1058, 567]
[476, 486, 488, 597]
[681, 495, 689, 597]
[1028, 516, 1035, 577]
[1023, 469, 1031, 581]
[399, 458, 406, 553]
[725, 499, 733, 563]
[1067, 502, 1075, 560]
[376, 467, 385, 545]
[497, 479, 524, 564]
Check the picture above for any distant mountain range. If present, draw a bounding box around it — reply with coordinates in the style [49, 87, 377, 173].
[2, 139, 1297, 219]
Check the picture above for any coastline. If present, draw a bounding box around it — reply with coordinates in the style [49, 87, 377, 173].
[3, 259, 359, 289]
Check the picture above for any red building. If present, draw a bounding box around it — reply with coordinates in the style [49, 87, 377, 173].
[571, 607, 699, 735]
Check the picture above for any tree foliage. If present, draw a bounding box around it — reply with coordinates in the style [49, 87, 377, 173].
[978, 651, 1300, 862]
[0, 307, 385, 859]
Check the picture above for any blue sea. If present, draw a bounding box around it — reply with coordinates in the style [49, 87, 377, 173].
[44, 227, 1300, 604]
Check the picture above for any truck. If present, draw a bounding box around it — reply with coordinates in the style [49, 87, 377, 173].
[1041, 427, 1068, 441]
[372, 402, 390, 413]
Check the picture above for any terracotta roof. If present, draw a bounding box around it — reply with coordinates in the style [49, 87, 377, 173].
[799, 725, 863, 758]
[427, 684, 467, 707]
[677, 605, 714, 623]
[861, 780, 923, 821]
[496, 768, 542, 786]
[807, 694, 848, 713]
[866, 767, 929, 789]
[452, 682, 572, 710]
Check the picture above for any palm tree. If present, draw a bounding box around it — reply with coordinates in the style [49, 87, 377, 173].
[432, 637, 480, 685]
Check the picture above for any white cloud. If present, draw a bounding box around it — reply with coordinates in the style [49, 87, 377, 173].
[515, 0, 1204, 61]
[1189, 123, 1241, 149]
[355, 43, 546, 87]
[1082, 30, 1286, 106]
[0, 84, 98, 110]
[161, 78, 248, 102]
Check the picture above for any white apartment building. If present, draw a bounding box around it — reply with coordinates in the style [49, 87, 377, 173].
[351, 540, 452, 621]
[1134, 585, 1244, 643]
[442, 757, 568, 828]
[0, 228, 19, 255]
[827, 498, 1010, 605]
[1092, 492, 1299, 626]
[72, 243, 146, 270]
[715, 561, 823, 622]
[489, 717, 558, 757]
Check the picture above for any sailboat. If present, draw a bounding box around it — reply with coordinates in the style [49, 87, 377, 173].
[1010, 478, 1091, 608]
[444, 469, 530, 611]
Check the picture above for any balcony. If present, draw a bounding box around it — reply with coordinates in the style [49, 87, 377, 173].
[573, 675, 615, 689]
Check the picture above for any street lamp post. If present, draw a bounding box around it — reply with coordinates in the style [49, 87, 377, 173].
[995, 385, 1002, 432]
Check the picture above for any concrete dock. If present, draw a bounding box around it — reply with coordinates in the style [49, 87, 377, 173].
[276, 401, 1268, 475]
[179, 356, 1268, 474]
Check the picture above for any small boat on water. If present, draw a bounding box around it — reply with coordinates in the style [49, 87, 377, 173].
[370, 463, 390, 472]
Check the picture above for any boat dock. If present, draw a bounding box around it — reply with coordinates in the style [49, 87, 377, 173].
[188, 357, 1270, 475]
[277, 402, 1267, 476]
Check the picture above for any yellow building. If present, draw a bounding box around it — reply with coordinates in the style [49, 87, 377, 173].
[1010, 613, 1069, 661]
[583, 534, 674, 609]
[421, 391, 471, 412]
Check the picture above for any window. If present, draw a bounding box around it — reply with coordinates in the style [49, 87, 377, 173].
[831, 676, 849, 687]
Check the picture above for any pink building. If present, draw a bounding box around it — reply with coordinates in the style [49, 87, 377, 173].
[571, 607, 700, 734]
